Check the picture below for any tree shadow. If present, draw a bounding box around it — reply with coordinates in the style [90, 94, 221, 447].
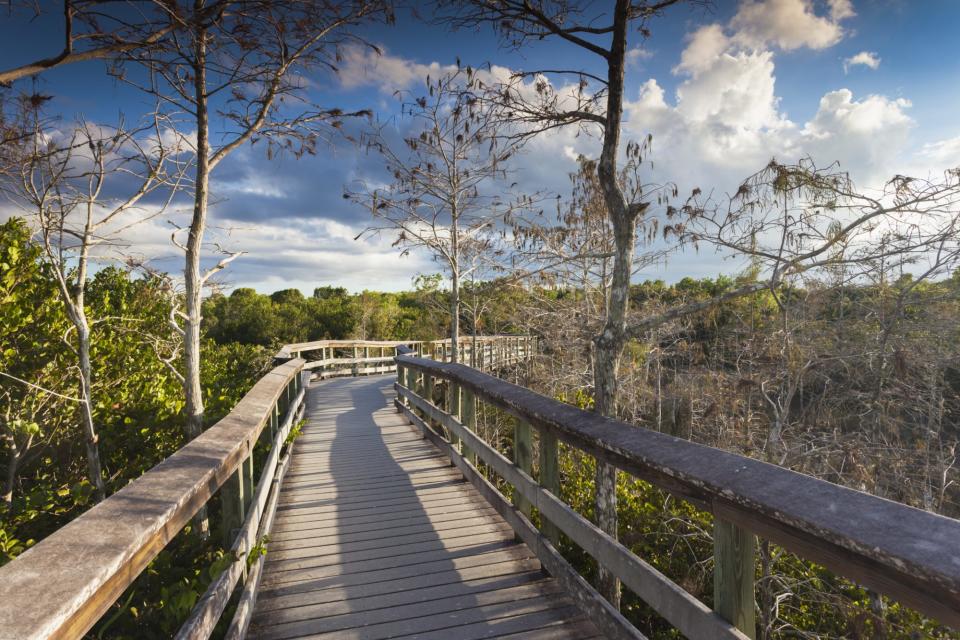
[248, 375, 556, 639]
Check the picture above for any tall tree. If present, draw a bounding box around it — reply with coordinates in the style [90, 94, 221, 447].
[351, 66, 523, 362]
[4, 109, 183, 501]
[117, 0, 391, 450]
[439, 0, 685, 604]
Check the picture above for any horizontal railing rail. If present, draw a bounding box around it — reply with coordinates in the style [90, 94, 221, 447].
[393, 347, 960, 639]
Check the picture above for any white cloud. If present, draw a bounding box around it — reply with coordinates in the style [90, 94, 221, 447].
[338, 45, 458, 94]
[801, 89, 913, 180]
[843, 51, 881, 73]
[675, 24, 730, 75]
[626, 46, 654, 68]
[908, 136, 960, 178]
[625, 14, 914, 194]
[730, 0, 854, 51]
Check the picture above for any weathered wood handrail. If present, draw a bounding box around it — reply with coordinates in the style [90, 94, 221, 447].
[0, 359, 307, 640]
[393, 348, 960, 638]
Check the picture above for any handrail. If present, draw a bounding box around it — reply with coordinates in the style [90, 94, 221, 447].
[0, 358, 306, 640]
[275, 336, 536, 378]
[275, 334, 530, 360]
[393, 348, 960, 637]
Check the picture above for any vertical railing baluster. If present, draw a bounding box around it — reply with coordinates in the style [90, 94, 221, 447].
[539, 428, 560, 544]
[513, 419, 533, 518]
[461, 388, 477, 466]
[424, 372, 434, 437]
[714, 519, 757, 639]
[449, 382, 461, 454]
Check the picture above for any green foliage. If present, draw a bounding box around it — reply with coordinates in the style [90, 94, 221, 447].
[202, 285, 438, 345]
[285, 419, 305, 445]
[246, 535, 270, 569]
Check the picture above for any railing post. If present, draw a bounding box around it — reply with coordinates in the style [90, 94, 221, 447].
[241, 449, 254, 512]
[714, 518, 757, 639]
[461, 388, 477, 466]
[396, 364, 406, 410]
[221, 457, 248, 549]
[449, 382, 461, 454]
[269, 403, 278, 442]
[513, 419, 533, 518]
[424, 372, 435, 437]
[539, 429, 560, 544]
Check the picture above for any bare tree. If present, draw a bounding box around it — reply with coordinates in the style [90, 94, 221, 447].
[116, 0, 391, 450]
[5, 107, 184, 501]
[351, 66, 524, 362]
[437, 0, 689, 604]
[647, 160, 960, 335]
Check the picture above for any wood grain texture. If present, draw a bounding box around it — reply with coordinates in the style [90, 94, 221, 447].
[248, 375, 597, 640]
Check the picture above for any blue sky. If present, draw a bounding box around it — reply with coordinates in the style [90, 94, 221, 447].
[2, 0, 959, 292]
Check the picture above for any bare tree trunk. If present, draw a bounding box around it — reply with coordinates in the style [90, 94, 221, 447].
[471, 306, 479, 368]
[65, 233, 105, 501]
[590, 0, 632, 609]
[450, 204, 460, 364]
[758, 539, 775, 640]
[450, 268, 460, 363]
[184, 24, 208, 444]
[76, 322, 106, 501]
[184, 19, 210, 538]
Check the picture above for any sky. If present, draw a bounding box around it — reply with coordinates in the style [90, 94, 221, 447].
[2, 0, 959, 293]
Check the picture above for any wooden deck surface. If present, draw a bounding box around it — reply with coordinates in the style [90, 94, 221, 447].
[249, 375, 602, 640]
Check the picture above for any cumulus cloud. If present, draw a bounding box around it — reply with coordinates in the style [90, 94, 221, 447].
[623, 2, 915, 195]
[730, 0, 854, 51]
[626, 46, 654, 68]
[338, 45, 458, 94]
[675, 24, 730, 75]
[843, 51, 881, 73]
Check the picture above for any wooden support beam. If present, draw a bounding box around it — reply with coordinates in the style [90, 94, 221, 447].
[514, 419, 533, 518]
[714, 518, 757, 639]
[449, 382, 461, 454]
[220, 466, 246, 549]
[462, 389, 477, 466]
[539, 429, 560, 545]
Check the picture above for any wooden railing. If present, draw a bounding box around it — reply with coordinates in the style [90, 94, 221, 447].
[0, 335, 533, 640]
[0, 358, 308, 640]
[393, 347, 960, 639]
[276, 335, 535, 378]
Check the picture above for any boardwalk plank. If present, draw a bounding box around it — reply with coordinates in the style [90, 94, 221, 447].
[249, 375, 600, 639]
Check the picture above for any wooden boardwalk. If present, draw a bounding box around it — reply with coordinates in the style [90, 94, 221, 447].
[249, 375, 602, 640]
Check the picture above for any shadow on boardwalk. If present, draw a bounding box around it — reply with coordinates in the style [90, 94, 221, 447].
[248, 375, 598, 640]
